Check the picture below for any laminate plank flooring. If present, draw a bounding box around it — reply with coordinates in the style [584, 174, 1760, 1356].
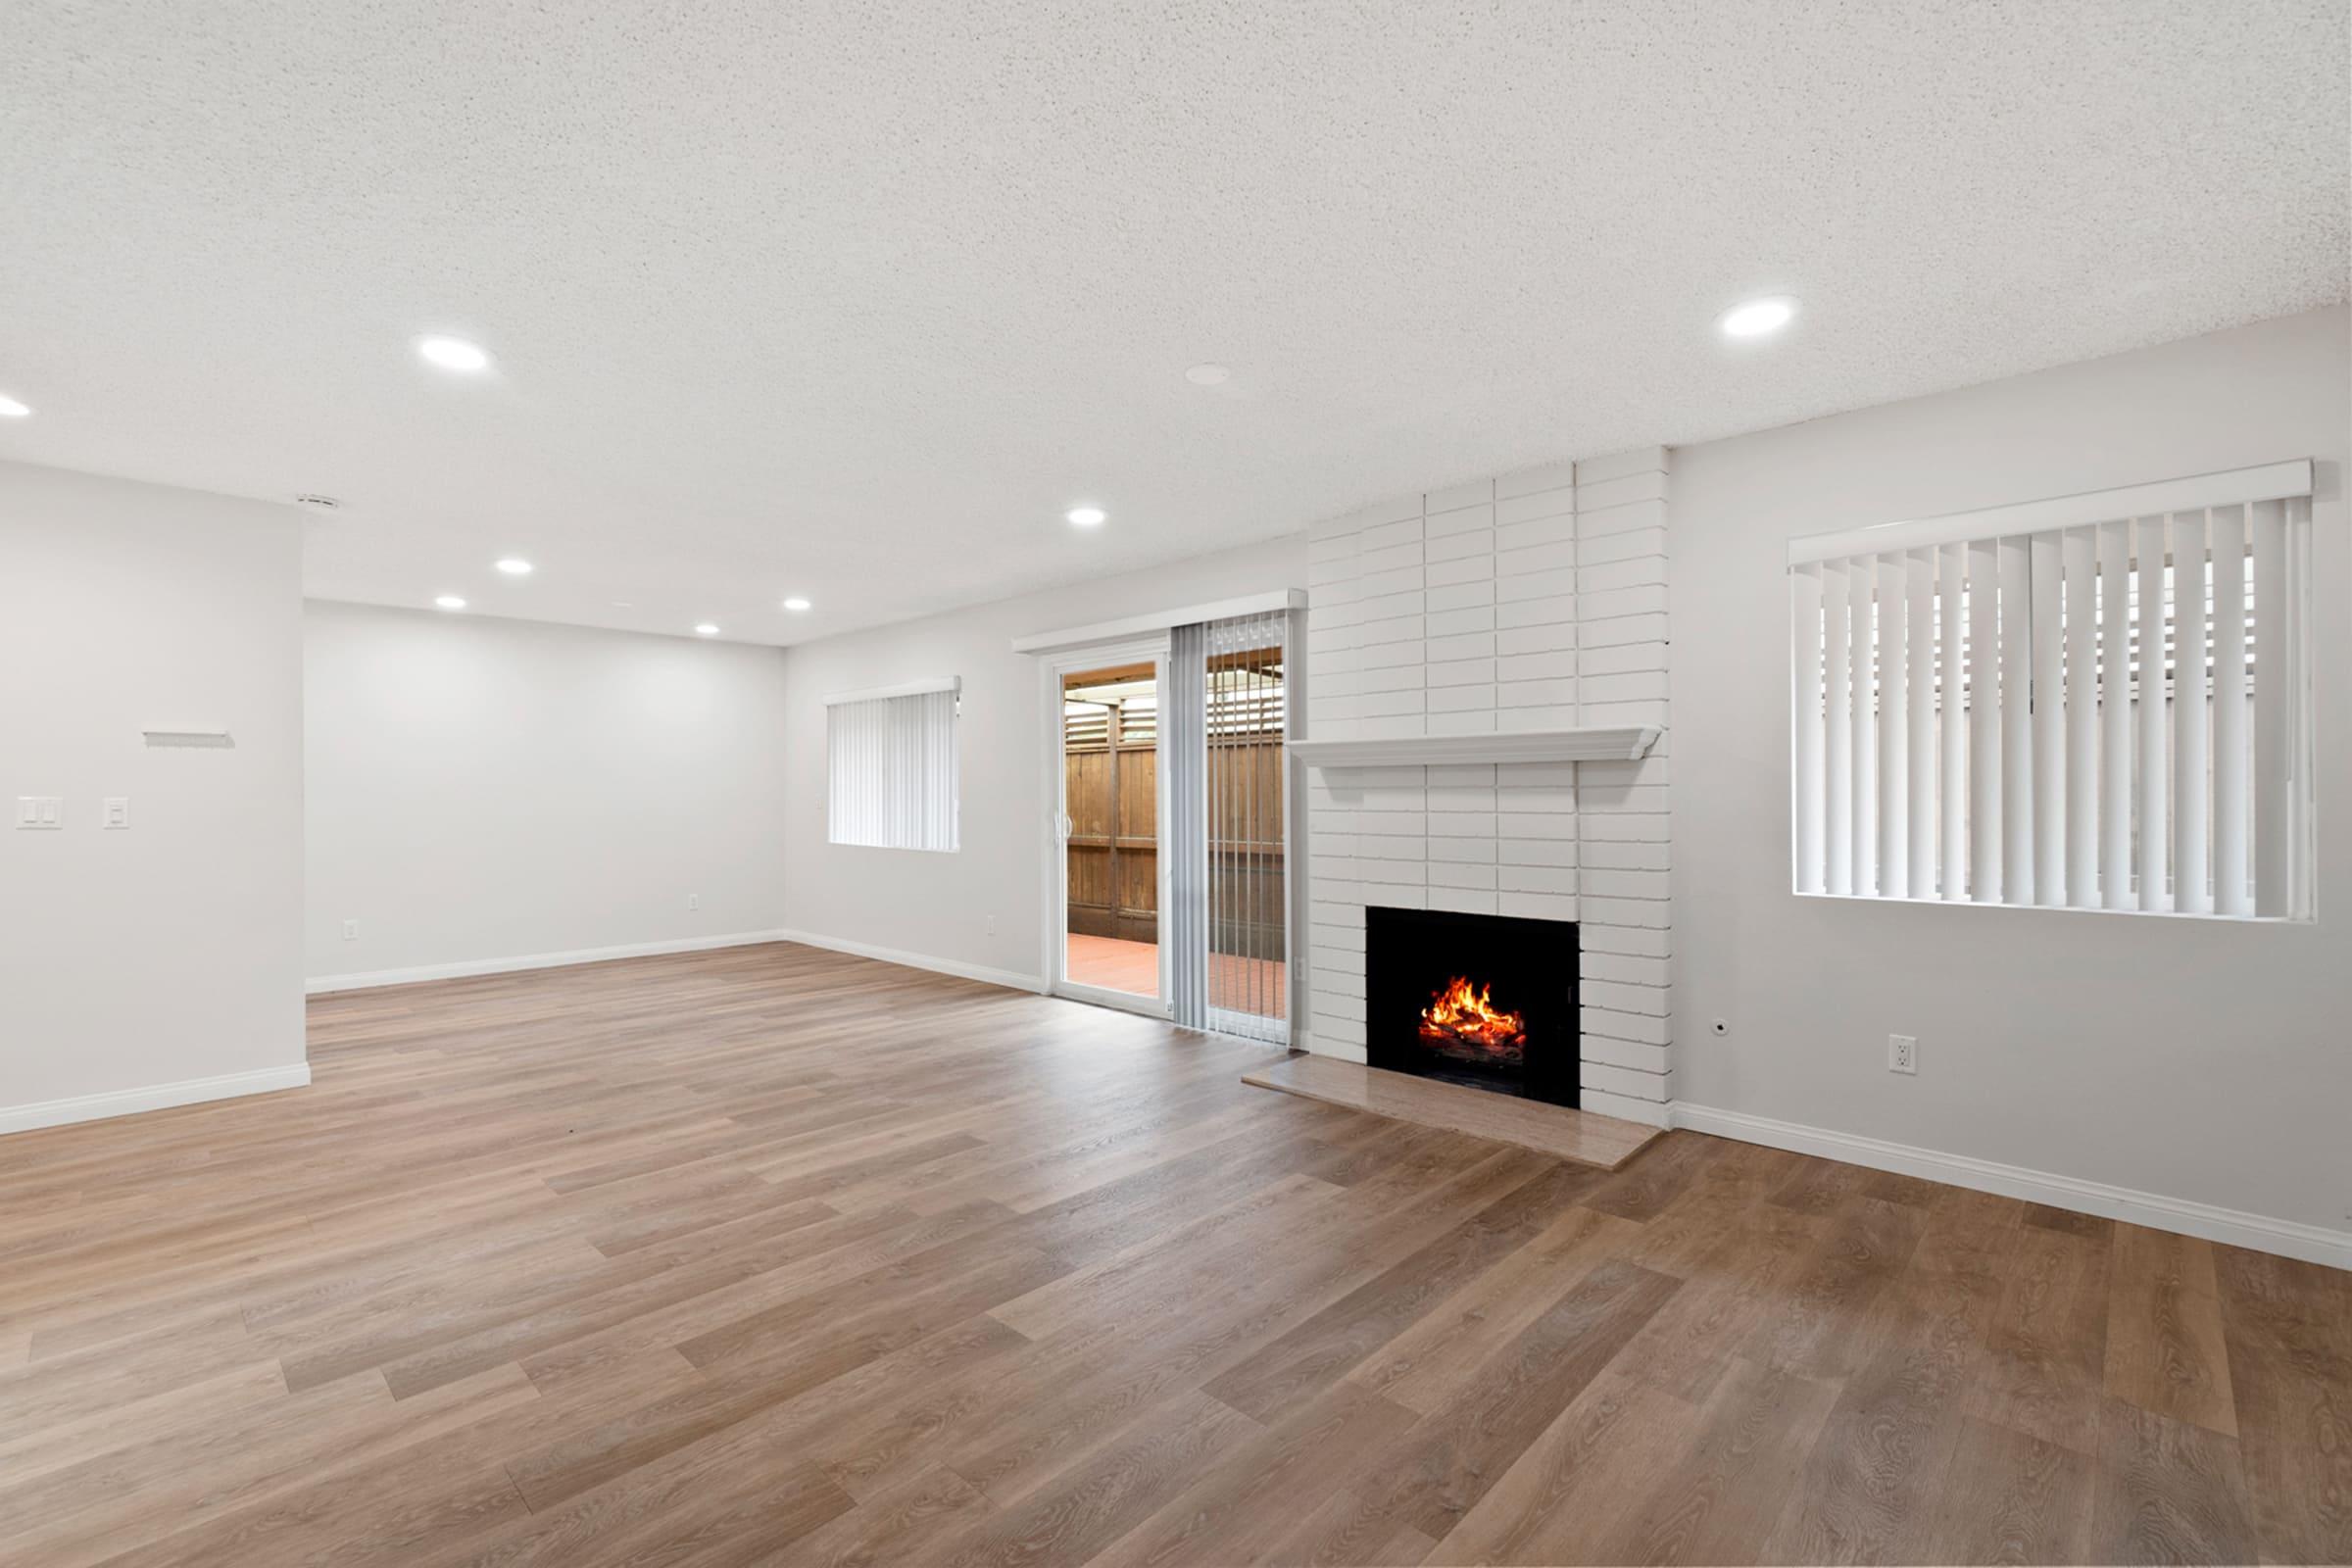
[0, 942, 2343, 1565]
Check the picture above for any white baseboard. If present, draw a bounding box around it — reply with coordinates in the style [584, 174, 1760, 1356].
[769, 929, 1047, 995]
[1, 1063, 313, 1137]
[1672, 1102, 2352, 1270]
[306, 930, 797, 994]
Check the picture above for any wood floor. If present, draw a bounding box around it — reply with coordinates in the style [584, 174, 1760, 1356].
[2, 944, 2344, 1566]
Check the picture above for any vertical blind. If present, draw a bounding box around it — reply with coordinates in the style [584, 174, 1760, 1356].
[1165, 625, 1209, 1031]
[1203, 609, 1291, 1042]
[1788, 463, 2313, 917]
[826, 680, 959, 852]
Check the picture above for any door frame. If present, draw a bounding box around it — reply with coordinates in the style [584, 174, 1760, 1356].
[1040, 634, 1172, 1017]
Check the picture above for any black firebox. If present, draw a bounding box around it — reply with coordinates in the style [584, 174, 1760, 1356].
[1363, 906, 1577, 1107]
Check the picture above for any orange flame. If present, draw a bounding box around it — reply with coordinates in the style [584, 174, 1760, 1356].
[1418, 976, 1526, 1052]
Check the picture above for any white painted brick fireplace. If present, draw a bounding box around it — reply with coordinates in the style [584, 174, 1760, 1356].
[1297, 447, 1673, 1126]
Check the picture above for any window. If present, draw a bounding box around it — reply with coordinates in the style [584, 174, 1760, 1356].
[826, 678, 959, 852]
[1788, 461, 2314, 918]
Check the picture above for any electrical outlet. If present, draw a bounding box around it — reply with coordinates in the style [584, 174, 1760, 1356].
[687, 893, 700, 911]
[102, 797, 130, 829]
[342, 919, 360, 942]
[1888, 1033, 1918, 1075]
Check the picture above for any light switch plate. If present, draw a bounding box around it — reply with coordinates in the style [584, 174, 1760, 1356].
[17, 797, 64, 830]
[103, 797, 130, 829]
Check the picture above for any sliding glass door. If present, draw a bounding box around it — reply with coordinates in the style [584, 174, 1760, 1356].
[1042, 609, 1294, 1040]
[1050, 639, 1171, 1016]
[1202, 612, 1290, 1042]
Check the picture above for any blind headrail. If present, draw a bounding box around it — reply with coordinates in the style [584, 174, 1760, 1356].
[823, 676, 961, 708]
[1786, 459, 2313, 566]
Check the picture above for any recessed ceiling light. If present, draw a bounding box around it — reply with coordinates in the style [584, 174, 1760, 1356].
[1185, 364, 1230, 386]
[293, 493, 341, 511]
[495, 558, 533, 575]
[0, 393, 31, 417]
[416, 335, 491, 372]
[1066, 506, 1107, 527]
[782, 597, 811, 612]
[1718, 297, 1797, 340]
[694, 622, 720, 636]
[434, 595, 467, 611]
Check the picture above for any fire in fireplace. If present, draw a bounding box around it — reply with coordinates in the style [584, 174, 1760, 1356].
[1419, 976, 1527, 1061]
[1364, 906, 1576, 1107]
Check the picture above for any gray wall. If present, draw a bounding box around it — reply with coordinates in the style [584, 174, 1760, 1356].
[0, 461, 306, 1117]
[1669, 306, 2350, 1235]
[304, 601, 791, 981]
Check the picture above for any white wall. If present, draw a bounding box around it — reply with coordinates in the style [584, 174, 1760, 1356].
[0, 461, 307, 1124]
[780, 537, 1306, 985]
[1671, 306, 2351, 1244]
[305, 602, 790, 983]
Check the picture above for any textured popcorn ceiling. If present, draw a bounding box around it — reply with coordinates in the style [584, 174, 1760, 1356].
[1, 2, 2343, 644]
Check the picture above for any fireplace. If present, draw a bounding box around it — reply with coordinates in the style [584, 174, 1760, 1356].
[1364, 906, 1578, 1107]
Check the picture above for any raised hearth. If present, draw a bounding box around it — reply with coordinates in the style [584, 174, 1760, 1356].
[1242, 1054, 1658, 1170]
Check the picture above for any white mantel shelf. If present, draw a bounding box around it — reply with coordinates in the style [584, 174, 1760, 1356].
[1288, 724, 1660, 769]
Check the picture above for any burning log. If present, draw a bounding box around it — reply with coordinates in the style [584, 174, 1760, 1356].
[1417, 976, 1527, 1055]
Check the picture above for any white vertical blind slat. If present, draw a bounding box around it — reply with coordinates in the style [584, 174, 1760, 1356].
[1878, 553, 1907, 899]
[1905, 549, 1936, 897]
[1967, 537, 2002, 902]
[1938, 543, 1966, 899]
[2136, 515, 2171, 912]
[1791, 564, 1825, 894]
[2062, 526, 2099, 907]
[2287, 497, 2314, 918]
[2173, 512, 2211, 914]
[2098, 519, 2133, 909]
[1824, 560, 1853, 897]
[1166, 624, 1208, 1030]
[2251, 498, 2290, 917]
[1849, 562, 1877, 897]
[1998, 535, 2034, 904]
[2029, 530, 2065, 905]
[2212, 505, 2251, 915]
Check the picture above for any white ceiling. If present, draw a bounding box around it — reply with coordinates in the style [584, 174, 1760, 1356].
[3, 3, 2343, 646]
